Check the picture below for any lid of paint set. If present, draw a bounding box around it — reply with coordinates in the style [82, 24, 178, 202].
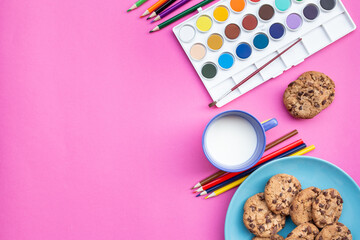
[173, 0, 356, 107]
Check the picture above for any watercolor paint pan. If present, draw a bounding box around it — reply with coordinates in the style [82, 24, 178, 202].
[173, 0, 356, 107]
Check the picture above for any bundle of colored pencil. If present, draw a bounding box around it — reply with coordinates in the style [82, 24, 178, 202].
[191, 130, 316, 199]
[127, 0, 217, 33]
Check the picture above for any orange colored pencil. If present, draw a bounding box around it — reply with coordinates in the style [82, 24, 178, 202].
[141, 0, 168, 17]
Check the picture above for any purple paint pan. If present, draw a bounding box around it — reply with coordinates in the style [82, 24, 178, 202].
[286, 13, 303, 31]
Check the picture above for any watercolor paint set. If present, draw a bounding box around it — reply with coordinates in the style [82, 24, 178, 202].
[173, 0, 356, 107]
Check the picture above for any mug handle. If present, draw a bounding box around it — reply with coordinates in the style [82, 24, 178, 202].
[261, 118, 278, 131]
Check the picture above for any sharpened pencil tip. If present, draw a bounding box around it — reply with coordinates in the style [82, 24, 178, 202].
[150, 20, 154, 23]
[127, 9, 131, 12]
[149, 30, 153, 33]
[200, 191, 207, 196]
[196, 194, 201, 197]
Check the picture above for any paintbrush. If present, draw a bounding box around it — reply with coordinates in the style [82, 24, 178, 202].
[209, 38, 302, 108]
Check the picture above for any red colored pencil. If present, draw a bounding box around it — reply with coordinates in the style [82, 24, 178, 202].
[195, 139, 304, 193]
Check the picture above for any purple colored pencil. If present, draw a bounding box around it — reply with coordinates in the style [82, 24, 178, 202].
[152, 0, 191, 22]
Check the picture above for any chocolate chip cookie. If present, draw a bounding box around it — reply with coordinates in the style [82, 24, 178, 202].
[312, 189, 343, 228]
[290, 187, 321, 225]
[243, 193, 286, 237]
[285, 223, 320, 240]
[283, 71, 335, 119]
[315, 222, 352, 240]
[265, 174, 302, 215]
[253, 234, 284, 240]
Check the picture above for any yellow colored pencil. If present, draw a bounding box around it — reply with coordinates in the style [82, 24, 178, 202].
[289, 145, 315, 156]
[205, 145, 316, 199]
[205, 176, 248, 199]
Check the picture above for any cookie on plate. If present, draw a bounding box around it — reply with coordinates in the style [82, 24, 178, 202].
[285, 223, 320, 240]
[312, 188, 343, 228]
[253, 234, 284, 240]
[264, 174, 302, 215]
[290, 187, 321, 225]
[315, 222, 352, 240]
[283, 71, 335, 119]
[243, 193, 286, 237]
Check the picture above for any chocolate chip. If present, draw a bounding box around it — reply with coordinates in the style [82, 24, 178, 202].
[314, 103, 320, 108]
[258, 225, 265, 232]
[298, 91, 303, 96]
[320, 210, 325, 215]
[288, 187, 292, 192]
[279, 193, 283, 197]
[290, 205, 293, 211]
[308, 90, 314, 93]
[315, 199, 319, 204]
[288, 179, 292, 183]
[312, 188, 319, 193]
[322, 100, 327, 105]
[276, 205, 282, 211]
[319, 203, 324, 208]
[288, 82, 295, 87]
[258, 208, 263, 212]
[320, 219, 327, 225]
[259, 194, 265, 201]
[337, 222, 344, 226]
[299, 106, 303, 110]
[266, 218, 271, 223]
[287, 232, 293, 237]
[337, 227, 342, 232]
[250, 206, 256, 211]
[330, 93, 334, 97]
[307, 226, 312, 234]
[303, 93, 309, 97]
[247, 217, 253, 222]
[249, 223, 255, 229]
[323, 191, 328, 196]
[296, 96, 301, 101]
[272, 200, 277, 204]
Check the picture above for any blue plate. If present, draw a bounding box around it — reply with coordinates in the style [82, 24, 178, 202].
[225, 156, 360, 239]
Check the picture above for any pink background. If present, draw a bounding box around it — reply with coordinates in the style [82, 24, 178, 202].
[0, 0, 359, 239]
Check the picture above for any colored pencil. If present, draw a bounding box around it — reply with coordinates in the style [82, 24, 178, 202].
[205, 145, 315, 199]
[290, 145, 315, 156]
[265, 129, 298, 151]
[147, 0, 177, 19]
[198, 143, 307, 196]
[209, 38, 302, 107]
[128, 0, 148, 12]
[192, 171, 226, 189]
[191, 129, 298, 189]
[205, 175, 249, 199]
[150, 0, 215, 33]
[141, 0, 169, 17]
[152, 0, 190, 22]
[195, 139, 304, 193]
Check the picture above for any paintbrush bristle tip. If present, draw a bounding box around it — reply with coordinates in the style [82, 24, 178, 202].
[208, 101, 217, 108]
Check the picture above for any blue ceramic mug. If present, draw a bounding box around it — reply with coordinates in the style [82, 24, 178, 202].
[202, 110, 278, 172]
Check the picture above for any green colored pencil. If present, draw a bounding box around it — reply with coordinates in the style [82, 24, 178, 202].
[127, 0, 148, 12]
[150, 0, 215, 32]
